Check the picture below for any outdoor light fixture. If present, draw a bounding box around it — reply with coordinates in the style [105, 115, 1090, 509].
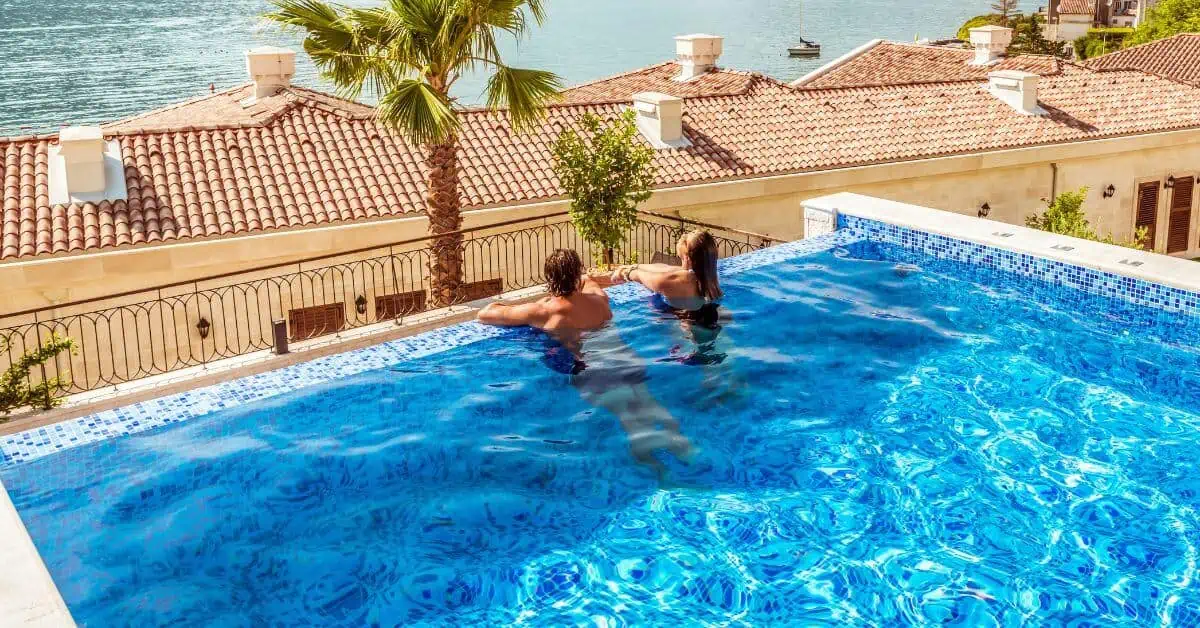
[1103, 184, 1116, 198]
[196, 317, 211, 340]
[355, 294, 368, 315]
[1166, 175, 1176, 189]
[978, 202, 991, 218]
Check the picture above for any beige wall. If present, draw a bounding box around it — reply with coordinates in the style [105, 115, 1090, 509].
[4, 128, 1200, 316]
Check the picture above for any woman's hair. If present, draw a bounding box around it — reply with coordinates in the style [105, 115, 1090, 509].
[681, 230, 723, 300]
[545, 249, 584, 297]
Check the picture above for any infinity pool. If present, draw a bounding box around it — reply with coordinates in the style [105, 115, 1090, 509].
[5, 238, 1200, 625]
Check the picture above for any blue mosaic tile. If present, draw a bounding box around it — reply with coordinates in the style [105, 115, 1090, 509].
[0, 231, 857, 468]
[840, 215, 1200, 316]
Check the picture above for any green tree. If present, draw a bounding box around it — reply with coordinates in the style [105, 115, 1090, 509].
[552, 111, 657, 266]
[1127, 0, 1200, 45]
[957, 14, 1009, 40]
[991, 0, 1020, 20]
[1009, 14, 1070, 57]
[266, 0, 563, 306]
[1, 334, 75, 419]
[1025, 187, 1148, 248]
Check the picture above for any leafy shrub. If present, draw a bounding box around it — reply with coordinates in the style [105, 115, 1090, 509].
[1025, 187, 1147, 249]
[1075, 27, 1134, 59]
[1127, 0, 1200, 46]
[552, 110, 657, 266]
[0, 334, 75, 419]
[957, 14, 1008, 40]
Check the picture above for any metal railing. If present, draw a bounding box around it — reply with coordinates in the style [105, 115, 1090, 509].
[1, 212, 781, 397]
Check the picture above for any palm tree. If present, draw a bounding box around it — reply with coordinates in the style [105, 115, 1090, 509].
[266, 0, 562, 306]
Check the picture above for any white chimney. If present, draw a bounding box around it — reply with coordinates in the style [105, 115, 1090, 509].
[988, 70, 1046, 116]
[674, 34, 723, 82]
[48, 126, 126, 205]
[632, 92, 691, 149]
[245, 46, 297, 100]
[58, 126, 107, 195]
[969, 25, 1013, 65]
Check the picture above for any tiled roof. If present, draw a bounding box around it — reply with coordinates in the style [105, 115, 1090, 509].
[1058, 0, 1095, 14]
[559, 61, 766, 103]
[1087, 33, 1200, 86]
[5, 62, 1200, 261]
[796, 42, 1062, 89]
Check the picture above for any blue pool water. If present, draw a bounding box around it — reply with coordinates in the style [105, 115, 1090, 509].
[5, 239, 1200, 625]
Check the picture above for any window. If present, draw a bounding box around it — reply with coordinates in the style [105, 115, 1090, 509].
[460, 278, 505, 302]
[1135, 181, 1160, 251]
[375, 290, 427, 321]
[1167, 176, 1194, 254]
[288, 303, 346, 341]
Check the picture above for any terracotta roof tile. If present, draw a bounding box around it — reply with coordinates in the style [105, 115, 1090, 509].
[4, 62, 1200, 261]
[1087, 33, 1200, 86]
[798, 42, 1061, 89]
[560, 61, 765, 102]
[1058, 0, 1095, 14]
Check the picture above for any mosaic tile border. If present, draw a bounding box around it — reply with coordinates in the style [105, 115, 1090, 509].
[0, 231, 859, 468]
[841, 215, 1200, 315]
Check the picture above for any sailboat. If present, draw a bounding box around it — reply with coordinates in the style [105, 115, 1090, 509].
[788, 0, 821, 57]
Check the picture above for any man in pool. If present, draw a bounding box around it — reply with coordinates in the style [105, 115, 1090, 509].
[477, 249, 692, 477]
[477, 249, 612, 351]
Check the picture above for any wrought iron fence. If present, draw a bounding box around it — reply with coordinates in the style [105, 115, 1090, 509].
[1, 212, 781, 398]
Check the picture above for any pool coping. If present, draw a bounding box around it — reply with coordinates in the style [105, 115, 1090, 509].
[804, 192, 1200, 301]
[0, 481, 74, 626]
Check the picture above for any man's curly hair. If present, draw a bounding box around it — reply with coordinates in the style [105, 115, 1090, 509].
[545, 249, 584, 297]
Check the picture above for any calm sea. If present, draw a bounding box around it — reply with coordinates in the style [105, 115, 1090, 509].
[0, 0, 1037, 135]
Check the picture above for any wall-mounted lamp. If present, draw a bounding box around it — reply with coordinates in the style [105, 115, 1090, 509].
[355, 295, 368, 315]
[978, 202, 991, 218]
[196, 317, 211, 340]
[1103, 184, 1116, 198]
[1165, 175, 1176, 189]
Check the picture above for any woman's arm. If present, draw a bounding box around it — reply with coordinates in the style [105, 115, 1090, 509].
[620, 265, 680, 295]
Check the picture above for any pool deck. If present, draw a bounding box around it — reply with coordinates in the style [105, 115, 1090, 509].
[0, 480, 74, 626]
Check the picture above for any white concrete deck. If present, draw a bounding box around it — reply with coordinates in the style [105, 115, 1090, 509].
[0, 480, 74, 626]
[802, 192, 1200, 295]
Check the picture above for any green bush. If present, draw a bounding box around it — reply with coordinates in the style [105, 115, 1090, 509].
[1025, 187, 1147, 249]
[957, 14, 1008, 40]
[0, 334, 75, 419]
[1127, 0, 1200, 45]
[552, 110, 657, 266]
[1075, 27, 1134, 59]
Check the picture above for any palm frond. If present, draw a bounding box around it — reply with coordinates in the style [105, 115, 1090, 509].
[485, 65, 563, 132]
[377, 79, 461, 145]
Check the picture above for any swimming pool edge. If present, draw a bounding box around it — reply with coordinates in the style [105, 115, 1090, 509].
[0, 479, 75, 626]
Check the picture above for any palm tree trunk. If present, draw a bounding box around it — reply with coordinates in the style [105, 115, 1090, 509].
[425, 140, 463, 307]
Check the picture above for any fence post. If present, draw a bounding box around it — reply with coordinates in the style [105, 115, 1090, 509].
[272, 320, 289, 355]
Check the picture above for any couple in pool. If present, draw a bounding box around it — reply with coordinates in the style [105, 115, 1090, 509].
[477, 231, 724, 478]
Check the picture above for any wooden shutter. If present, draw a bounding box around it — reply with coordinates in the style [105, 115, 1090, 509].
[375, 290, 427, 321]
[1167, 176, 1194, 254]
[460, 278, 505, 302]
[288, 303, 345, 340]
[1135, 181, 1160, 250]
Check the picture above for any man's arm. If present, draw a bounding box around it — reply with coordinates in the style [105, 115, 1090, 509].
[476, 300, 549, 327]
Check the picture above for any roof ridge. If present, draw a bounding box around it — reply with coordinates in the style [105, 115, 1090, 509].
[102, 83, 252, 130]
[560, 60, 677, 92]
[283, 85, 377, 118]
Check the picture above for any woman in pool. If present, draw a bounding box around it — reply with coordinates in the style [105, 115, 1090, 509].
[611, 230, 723, 318]
[613, 230, 741, 396]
